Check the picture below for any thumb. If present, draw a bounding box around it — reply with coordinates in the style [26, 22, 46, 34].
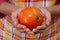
[40, 8, 51, 25]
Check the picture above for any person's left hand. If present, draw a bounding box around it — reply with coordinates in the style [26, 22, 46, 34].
[31, 8, 51, 34]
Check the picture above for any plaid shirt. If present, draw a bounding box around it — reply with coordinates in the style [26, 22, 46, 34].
[0, 0, 60, 40]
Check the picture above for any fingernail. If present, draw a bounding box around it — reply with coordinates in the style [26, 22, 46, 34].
[30, 31, 34, 35]
[37, 26, 42, 30]
[26, 28, 30, 32]
[32, 29, 36, 32]
[37, 26, 40, 29]
[17, 24, 23, 29]
[20, 24, 26, 28]
[22, 26, 26, 29]
[28, 32, 31, 34]
[46, 21, 49, 25]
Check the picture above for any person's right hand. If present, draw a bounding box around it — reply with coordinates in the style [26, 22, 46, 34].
[31, 8, 51, 34]
[6, 8, 31, 34]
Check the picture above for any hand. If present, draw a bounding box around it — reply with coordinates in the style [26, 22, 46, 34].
[6, 8, 30, 34]
[32, 8, 51, 34]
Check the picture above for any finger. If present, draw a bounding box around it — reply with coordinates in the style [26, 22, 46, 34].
[32, 28, 44, 33]
[40, 8, 51, 25]
[26, 28, 32, 34]
[37, 21, 47, 30]
[33, 29, 44, 33]
[18, 29, 26, 33]
[11, 8, 24, 18]
[11, 12, 17, 19]
[6, 15, 18, 27]
[37, 26, 46, 30]
[18, 28, 30, 33]
[37, 22, 46, 30]
[25, 28, 30, 32]
[45, 11, 51, 25]
[13, 28, 22, 38]
[6, 17, 27, 33]
[6, 16, 14, 25]
[25, 28, 34, 34]
[15, 25, 26, 33]
[12, 19, 18, 26]
[32, 28, 39, 34]
[46, 16, 51, 25]
[30, 31, 34, 34]
[16, 24, 26, 29]
[11, 12, 18, 24]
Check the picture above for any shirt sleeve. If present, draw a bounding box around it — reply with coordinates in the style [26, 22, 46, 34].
[0, 0, 8, 5]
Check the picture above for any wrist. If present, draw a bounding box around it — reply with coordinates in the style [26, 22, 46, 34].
[0, 2, 20, 15]
[11, 8, 23, 15]
[11, 8, 23, 19]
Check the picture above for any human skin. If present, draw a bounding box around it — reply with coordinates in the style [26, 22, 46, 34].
[0, 2, 60, 34]
[47, 4, 60, 16]
[0, 2, 30, 34]
[32, 4, 60, 34]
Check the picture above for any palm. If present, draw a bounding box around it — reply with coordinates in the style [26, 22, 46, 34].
[6, 9, 30, 34]
[32, 8, 51, 34]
